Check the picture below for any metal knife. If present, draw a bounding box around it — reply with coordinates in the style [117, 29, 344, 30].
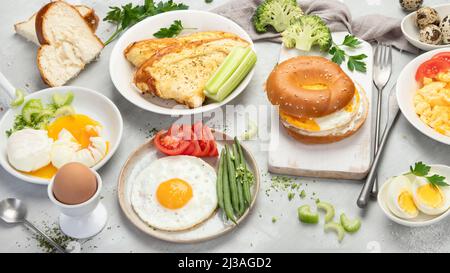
[357, 84, 400, 208]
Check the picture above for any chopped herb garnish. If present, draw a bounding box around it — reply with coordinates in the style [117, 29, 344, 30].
[103, 0, 189, 45]
[409, 162, 449, 188]
[328, 34, 367, 73]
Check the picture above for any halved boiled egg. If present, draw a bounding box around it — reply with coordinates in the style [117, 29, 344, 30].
[386, 176, 419, 219]
[412, 176, 450, 215]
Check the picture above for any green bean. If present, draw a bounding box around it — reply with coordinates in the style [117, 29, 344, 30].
[225, 146, 239, 214]
[232, 143, 245, 214]
[232, 143, 240, 166]
[222, 149, 235, 223]
[216, 150, 225, 209]
[235, 137, 252, 205]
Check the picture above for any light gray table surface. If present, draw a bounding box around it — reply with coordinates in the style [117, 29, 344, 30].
[0, 0, 449, 253]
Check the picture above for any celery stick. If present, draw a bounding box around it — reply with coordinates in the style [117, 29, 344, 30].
[205, 47, 249, 95]
[206, 49, 257, 102]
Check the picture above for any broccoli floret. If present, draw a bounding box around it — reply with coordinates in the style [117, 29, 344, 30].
[253, 0, 303, 33]
[281, 15, 332, 52]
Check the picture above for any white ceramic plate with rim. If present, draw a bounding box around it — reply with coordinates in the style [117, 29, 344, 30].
[401, 4, 450, 51]
[117, 131, 259, 243]
[378, 165, 450, 227]
[0, 86, 123, 185]
[109, 10, 255, 116]
[396, 47, 450, 145]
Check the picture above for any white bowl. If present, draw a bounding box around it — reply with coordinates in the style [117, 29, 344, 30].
[396, 47, 450, 145]
[401, 4, 450, 51]
[378, 164, 450, 227]
[109, 10, 255, 116]
[0, 86, 123, 185]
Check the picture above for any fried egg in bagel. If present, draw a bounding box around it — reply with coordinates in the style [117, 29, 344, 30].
[266, 56, 368, 144]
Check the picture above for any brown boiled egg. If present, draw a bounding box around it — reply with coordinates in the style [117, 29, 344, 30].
[52, 162, 97, 205]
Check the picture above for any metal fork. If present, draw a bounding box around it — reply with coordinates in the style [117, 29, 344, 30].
[370, 42, 392, 197]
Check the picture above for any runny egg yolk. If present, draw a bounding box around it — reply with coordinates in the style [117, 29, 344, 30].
[279, 111, 320, 131]
[47, 114, 100, 149]
[156, 178, 193, 209]
[345, 89, 360, 113]
[302, 84, 327, 90]
[398, 191, 418, 215]
[24, 164, 58, 179]
[26, 114, 102, 179]
[417, 183, 443, 208]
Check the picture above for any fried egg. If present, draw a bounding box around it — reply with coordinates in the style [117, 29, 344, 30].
[131, 155, 217, 231]
[386, 175, 419, 219]
[280, 86, 366, 136]
[412, 176, 450, 215]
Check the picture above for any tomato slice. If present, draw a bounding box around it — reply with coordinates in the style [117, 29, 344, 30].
[432, 52, 450, 63]
[191, 140, 202, 156]
[168, 124, 192, 141]
[415, 59, 450, 82]
[154, 130, 190, 156]
[208, 140, 218, 156]
[182, 141, 195, 155]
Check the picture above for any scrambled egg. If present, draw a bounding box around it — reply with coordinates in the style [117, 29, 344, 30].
[414, 73, 450, 136]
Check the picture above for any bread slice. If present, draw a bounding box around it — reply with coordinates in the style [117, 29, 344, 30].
[134, 37, 249, 108]
[14, 3, 98, 45]
[125, 31, 243, 67]
[36, 1, 104, 87]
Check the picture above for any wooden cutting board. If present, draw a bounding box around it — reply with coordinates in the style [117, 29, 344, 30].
[268, 32, 374, 180]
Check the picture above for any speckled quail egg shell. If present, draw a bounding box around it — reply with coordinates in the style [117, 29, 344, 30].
[400, 0, 423, 12]
[416, 7, 440, 29]
[420, 24, 443, 45]
[440, 15, 450, 44]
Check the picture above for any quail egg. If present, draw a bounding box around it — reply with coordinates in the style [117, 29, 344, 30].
[419, 24, 443, 45]
[440, 15, 450, 44]
[416, 7, 440, 29]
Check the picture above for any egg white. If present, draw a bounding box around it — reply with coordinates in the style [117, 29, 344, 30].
[50, 129, 108, 168]
[412, 176, 450, 216]
[281, 86, 367, 137]
[7, 129, 53, 172]
[386, 175, 419, 219]
[130, 155, 217, 231]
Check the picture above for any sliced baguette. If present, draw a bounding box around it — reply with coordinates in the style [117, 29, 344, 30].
[14, 3, 98, 45]
[36, 1, 104, 87]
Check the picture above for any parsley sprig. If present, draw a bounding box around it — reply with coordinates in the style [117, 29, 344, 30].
[153, 20, 195, 38]
[328, 35, 367, 73]
[103, 0, 189, 45]
[409, 162, 449, 188]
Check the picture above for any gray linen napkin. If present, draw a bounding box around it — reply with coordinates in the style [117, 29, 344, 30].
[213, 0, 419, 54]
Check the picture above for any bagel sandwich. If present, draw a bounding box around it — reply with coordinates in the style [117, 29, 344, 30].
[266, 56, 368, 144]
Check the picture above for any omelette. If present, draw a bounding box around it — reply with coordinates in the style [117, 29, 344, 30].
[124, 31, 244, 67]
[133, 37, 250, 108]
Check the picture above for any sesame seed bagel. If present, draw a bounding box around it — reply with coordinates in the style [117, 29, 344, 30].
[266, 56, 356, 118]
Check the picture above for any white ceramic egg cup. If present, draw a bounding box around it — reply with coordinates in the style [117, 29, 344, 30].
[47, 170, 107, 239]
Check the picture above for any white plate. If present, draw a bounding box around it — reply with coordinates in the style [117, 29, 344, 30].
[268, 32, 374, 180]
[109, 10, 255, 116]
[378, 165, 450, 227]
[117, 131, 259, 243]
[0, 86, 123, 185]
[401, 4, 450, 52]
[396, 47, 450, 145]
